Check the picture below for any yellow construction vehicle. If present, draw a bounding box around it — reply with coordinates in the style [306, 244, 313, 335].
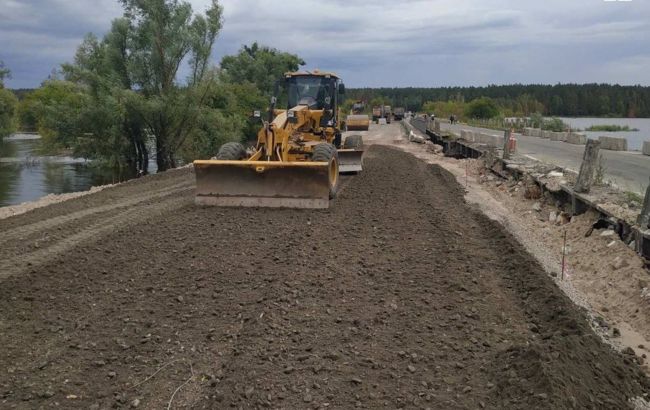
[346, 101, 370, 131]
[193, 71, 364, 209]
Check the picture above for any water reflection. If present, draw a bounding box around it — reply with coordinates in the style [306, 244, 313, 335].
[0, 136, 144, 207]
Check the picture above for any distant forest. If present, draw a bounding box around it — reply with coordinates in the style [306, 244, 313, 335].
[12, 83, 650, 119]
[347, 84, 650, 118]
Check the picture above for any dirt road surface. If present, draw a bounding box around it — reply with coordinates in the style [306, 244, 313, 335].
[1, 125, 649, 409]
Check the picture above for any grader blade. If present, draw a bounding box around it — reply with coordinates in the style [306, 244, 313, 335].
[194, 160, 331, 209]
[346, 115, 370, 131]
[337, 149, 364, 173]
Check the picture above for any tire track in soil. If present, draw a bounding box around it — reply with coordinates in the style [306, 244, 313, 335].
[0, 146, 649, 410]
[0, 181, 192, 247]
[0, 167, 193, 229]
[0, 189, 192, 279]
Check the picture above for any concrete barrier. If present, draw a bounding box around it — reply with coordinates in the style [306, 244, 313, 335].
[598, 136, 628, 151]
[643, 141, 650, 156]
[460, 129, 503, 147]
[523, 127, 544, 138]
[549, 131, 568, 142]
[472, 127, 587, 147]
[477, 132, 503, 147]
[565, 133, 587, 145]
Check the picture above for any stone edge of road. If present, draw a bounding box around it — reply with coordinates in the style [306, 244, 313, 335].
[0, 164, 194, 221]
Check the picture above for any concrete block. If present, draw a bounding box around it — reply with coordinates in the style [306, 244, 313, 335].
[549, 131, 568, 142]
[643, 141, 650, 156]
[598, 136, 628, 151]
[566, 133, 587, 145]
[476, 132, 503, 147]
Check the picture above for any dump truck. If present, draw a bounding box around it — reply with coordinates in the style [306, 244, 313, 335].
[383, 105, 392, 124]
[193, 71, 364, 209]
[393, 107, 405, 121]
[372, 105, 393, 124]
[372, 106, 382, 122]
[346, 101, 370, 131]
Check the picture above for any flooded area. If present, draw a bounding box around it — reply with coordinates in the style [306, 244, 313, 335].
[0, 134, 142, 207]
[560, 117, 650, 151]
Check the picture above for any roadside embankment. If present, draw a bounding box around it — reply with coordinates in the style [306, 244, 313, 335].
[405, 119, 650, 383]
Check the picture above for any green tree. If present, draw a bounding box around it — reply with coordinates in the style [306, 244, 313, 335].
[422, 100, 465, 119]
[515, 94, 544, 116]
[369, 97, 388, 109]
[52, 0, 225, 172]
[21, 80, 88, 153]
[0, 61, 18, 138]
[541, 117, 570, 132]
[220, 42, 305, 96]
[179, 78, 266, 160]
[16, 92, 39, 132]
[0, 61, 10, 84]
[464, 97, 499, 119]
[216, 43, 304, 141]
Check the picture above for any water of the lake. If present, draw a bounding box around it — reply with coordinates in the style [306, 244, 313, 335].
[559, 117, 650, 151]
[0, 134, 149, 207]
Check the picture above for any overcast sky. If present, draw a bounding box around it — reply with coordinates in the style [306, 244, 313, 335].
[2, 0, 649, 89]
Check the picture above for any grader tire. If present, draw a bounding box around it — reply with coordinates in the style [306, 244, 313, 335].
[312, 143, 339, 199]
[216, 142, 247, 160]
[344, 135, 363, 149]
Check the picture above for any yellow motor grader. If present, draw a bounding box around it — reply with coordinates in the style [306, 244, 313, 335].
[193, 71, 364, 209]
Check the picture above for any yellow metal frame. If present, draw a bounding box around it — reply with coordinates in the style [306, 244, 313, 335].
[194, 160, 328, 168]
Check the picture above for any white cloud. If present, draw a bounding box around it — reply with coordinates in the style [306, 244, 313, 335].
[1, 0, 648, 88]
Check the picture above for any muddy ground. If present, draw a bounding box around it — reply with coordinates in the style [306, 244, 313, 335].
[1, 142, 649, 409]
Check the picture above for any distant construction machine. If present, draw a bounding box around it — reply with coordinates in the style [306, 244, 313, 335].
[383, 105, 392, 124]
[193, 71, 364, 209]
[372, 105, 392, 124]
[346, 101, 370, 131]
[393, 107, 405, 121]
[372, 106, 382, 123]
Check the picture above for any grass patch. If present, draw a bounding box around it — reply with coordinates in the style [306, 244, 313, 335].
[585, 124, 639, 132]
[625, 191, 644, 205]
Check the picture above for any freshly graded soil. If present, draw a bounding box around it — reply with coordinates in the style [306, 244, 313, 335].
[0, 145, 648, 409]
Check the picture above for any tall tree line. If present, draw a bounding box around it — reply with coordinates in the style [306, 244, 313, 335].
[0, 61, 18, 139]
[348, 84, 650, 117]
[13, 1, 303, 173]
